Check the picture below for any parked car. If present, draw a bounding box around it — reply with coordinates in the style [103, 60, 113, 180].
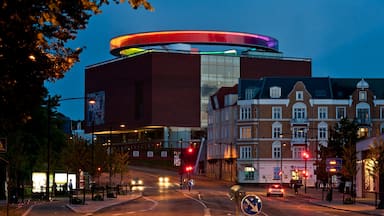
[267, 184, 284, 197]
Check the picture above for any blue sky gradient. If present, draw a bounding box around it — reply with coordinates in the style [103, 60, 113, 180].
[46, 0, 384, 120]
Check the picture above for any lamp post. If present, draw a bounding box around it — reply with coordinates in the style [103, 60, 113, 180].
[179, 139, 183, 189]
[303, 131, 308, 194]
[280, 142, 286, 186]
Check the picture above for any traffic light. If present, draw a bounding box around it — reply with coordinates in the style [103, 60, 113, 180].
[302, 151, 309, 160]
[185, 165, 193, 173]
[187, 147, 193, 154]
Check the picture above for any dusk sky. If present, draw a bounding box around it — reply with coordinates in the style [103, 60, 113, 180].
[46, 0, 384, 120]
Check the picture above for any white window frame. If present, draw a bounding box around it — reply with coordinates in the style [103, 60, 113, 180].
[296, 91, 303, 101]
[292, 103, 307, 120]
[359, 91, 367, 101]
[272, 106, 282, 120]
[293, 146, 305, 159]
[240, 126, 251, 139]
[272, 141, 281, 159]
[318, 107, 328, 119]
[336, 107, 346, 119]
[318, 122, 328, 140]
[239, 106, 251, 120]
[245, 88, 257, 100]
[270, 86, 281, 98]
[240, 146, 252, 159]
[272, 122, 282, 139]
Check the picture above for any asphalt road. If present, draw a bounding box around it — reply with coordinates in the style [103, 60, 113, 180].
[25, 167, 373, 216]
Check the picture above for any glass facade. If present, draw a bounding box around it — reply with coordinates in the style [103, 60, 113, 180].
[201, 55, 240, 127]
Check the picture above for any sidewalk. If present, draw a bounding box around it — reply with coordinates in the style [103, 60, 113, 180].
[291, 187, 384, 216]
[65, 192, 142, 214]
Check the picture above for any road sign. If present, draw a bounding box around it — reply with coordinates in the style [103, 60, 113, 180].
[241, 194, 262, 215]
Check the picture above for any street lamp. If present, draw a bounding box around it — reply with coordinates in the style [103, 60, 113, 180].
[280, 142, 286, 186]
[179, 139, 183, 189]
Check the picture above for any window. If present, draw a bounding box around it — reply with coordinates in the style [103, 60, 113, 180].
[318, 123, 328, 140]
[359, 91, 367, 101]
[336, 107, 346, 119]
[272, 142, 281, 159]
[240, 127, 251, 139]
[270, 86, 281, 98]
[239, 106, 251, 120]
[356, 103, 370, 124]
[272, 106, 282, 120]
[293, 128, 306, 139]
[240, 146, 252, 159]
[244, 166, 255, 180]
[293, 147, 305, 159]
[245, 88, 257, 100]
[381, 123, 384, 134]
[292, 103, 307, 121]
[272, 122, 282, 139]
[296, 91, 303, 100]
[318, 107, 328, 119]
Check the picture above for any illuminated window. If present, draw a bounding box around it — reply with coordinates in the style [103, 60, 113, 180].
[240, 127, 251, 139]
[357, 127, 369, 138]
[244, 166, 255, 180]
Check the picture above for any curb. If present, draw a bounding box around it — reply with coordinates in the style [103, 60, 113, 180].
[66, 194, 142, 214]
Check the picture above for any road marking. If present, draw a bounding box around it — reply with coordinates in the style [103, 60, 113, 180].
[183, 192, 211, 216]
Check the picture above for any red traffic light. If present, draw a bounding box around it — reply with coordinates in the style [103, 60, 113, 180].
[185, 166, 193, 172]
[302, 151, 309, 160]
[187, 147, 193, 153]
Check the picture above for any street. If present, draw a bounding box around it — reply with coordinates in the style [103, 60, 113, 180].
[25, 167, 374, 216]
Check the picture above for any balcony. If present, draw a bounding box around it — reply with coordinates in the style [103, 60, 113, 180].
[356, 118, 371, 125]
[290, 137, 306, 145]
[290, 118, 309, 126]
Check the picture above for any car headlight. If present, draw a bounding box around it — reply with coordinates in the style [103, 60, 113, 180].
[159, 177, 164, 182]
[164, 177, 169, 183]
[138, 180, 143, 185]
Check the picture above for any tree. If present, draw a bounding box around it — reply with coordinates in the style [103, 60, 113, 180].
[327, 118, 359, 193]
[112, 151, 130, 184]
[0, 0, 153, 131]
[368, 135, 384, 208]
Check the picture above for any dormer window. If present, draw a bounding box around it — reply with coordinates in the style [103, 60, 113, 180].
[296, 91, 303, 101]
[359, 91, 367, 101]
[270, 86, 281, 98]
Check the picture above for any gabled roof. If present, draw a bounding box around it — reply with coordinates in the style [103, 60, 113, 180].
[238, 77, 384, 100]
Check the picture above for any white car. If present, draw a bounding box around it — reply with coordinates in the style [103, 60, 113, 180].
[267, 184, 284, 197]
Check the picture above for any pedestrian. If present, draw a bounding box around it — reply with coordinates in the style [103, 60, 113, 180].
[294, 183, 299, 195]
